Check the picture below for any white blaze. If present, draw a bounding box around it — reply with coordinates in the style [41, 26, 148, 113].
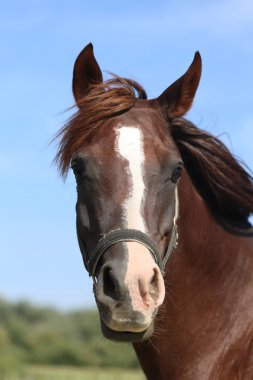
[116, 126, 147, 231]
[114, 126, 165, 316]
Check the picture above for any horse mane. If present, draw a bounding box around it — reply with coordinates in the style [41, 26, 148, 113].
[171, 118, 253, 233]
[54, 76, 147, 177]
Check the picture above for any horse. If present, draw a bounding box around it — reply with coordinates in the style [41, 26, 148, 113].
[55, 43, 253, 379]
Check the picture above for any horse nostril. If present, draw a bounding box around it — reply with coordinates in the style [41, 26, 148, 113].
[149, 268, 160, 297]
[103, 266, 120, 301]
[150, 271, 156, 285]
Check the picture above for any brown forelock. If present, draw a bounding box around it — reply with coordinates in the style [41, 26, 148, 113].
[171, 118, 253, 232]
[54, 76, 147, 178]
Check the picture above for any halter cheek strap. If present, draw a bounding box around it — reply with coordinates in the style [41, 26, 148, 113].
[80, 188, 179, 279]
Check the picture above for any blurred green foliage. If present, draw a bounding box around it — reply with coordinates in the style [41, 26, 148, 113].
[0, 297, 139, 374]
[0, 365, 145, 380]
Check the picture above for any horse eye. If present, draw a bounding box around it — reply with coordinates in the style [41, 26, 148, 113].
[171, 165, 183, 183]
[71, 158, 86, 178]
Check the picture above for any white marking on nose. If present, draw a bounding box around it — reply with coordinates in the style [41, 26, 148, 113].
[115, 126, 147, 232]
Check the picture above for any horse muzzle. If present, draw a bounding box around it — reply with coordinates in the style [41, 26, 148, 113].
[93, 243, 165, 342]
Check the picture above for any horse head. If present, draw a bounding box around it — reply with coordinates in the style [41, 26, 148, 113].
[56, 43, 201, 342]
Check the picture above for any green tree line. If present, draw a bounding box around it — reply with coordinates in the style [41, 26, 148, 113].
[0, 297, 139, 374]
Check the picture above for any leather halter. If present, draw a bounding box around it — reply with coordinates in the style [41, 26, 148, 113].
[80, 189, 179, 280]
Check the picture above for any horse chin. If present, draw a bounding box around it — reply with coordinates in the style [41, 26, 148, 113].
[100, 318, 154, 342]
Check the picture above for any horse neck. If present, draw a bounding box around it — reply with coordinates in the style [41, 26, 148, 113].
[167, 171, 253, 325]
[133, 172, 253, 380]
[175, 171, 249, 285]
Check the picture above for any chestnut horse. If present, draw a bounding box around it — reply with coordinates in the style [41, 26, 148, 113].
[55, 44, 253, 379]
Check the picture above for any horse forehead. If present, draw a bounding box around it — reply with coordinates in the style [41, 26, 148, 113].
[112, 121, 175, 160]
[85, 106, 174, 163]
[115, 123, 143, 140]
[114, 125, 145, 161]
[86, 125, 172, 171]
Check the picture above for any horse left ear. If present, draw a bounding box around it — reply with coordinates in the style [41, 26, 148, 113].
[72, 43, 103, 105]
[157, 52, 202, 119]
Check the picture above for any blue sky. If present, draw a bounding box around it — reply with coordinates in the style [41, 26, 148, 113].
[1, 0, 253, 309]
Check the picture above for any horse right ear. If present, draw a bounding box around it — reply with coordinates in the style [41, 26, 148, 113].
[157, 52, 202, 119]
[72, 43, 103, 105]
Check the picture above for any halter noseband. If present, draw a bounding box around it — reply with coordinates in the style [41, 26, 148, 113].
[80, 189, 179, 280]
